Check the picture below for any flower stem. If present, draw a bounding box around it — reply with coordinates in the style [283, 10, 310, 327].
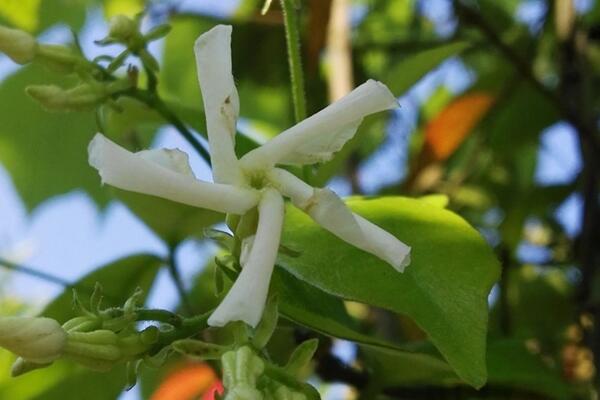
[280, 0, 313, 182]
[280, 0, 307, 123]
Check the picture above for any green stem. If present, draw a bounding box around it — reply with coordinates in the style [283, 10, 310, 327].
[154, 311, 211, 349]
[120, 88, 212, 164]
[280, 0, 307, 123]
[135, 309, 183, 326]
[0, 258, 70, 287]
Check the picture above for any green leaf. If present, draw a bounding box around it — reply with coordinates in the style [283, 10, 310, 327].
[43, 253, 163, 321]
[273, 268, 406, 351]
[115, 190, 223, 246]
[363, 345, 460, 387]
[0, 64, 107, 210]
[384, 42, 471, 96]
[279, 197, 500, 388]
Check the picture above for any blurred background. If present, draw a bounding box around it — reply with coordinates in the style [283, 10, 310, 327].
[0, 0, 598, 398]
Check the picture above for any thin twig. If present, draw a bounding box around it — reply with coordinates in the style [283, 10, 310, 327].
[0, 258, 71, 287]
[280, 0, 307, 122]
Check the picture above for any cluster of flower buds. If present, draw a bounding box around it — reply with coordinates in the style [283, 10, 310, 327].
[95, 14, 170, 72]
[0, 285, 161, 381]
[171, 297, 319, 400]
[0, 14, 170, 113]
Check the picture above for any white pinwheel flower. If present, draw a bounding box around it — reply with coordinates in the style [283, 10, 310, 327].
[88, 25, 411, 328]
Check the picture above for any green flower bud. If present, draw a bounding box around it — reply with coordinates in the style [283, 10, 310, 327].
[26, 84, 102, 112]
[0, 25, 36, 64]
[26, 80, 130, 112]
[34, 44, 83, 73]
[109, 15, 138, 41]
[0, 317, 67, 364]
[222, 347, 265, 400]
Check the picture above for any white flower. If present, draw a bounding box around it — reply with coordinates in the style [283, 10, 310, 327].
[88, 25, 411, 328]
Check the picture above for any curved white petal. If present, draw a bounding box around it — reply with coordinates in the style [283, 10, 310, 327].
[208, 189, 284, 328]
[88, 134, 259, 214]
[195, 25, 242, 184]
[136, 148, 195, 177]
[241, 80, 398, 169]
[271, 171, 411, 272]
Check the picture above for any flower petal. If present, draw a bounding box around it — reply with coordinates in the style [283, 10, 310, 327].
[88, 134, 259, 214]
[241, 80, 398, 169]
[195, 25, 243, 184]
[208, 189, 284, 328]
[270, 168, 410, 272]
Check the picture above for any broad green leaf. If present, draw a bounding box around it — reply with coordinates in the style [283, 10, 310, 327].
[115, 190, 223, 246]
[363, 345, 459, 387]
[279, 197, 500, 387]
[273, 268, 407, 351]
[42, 253, 162, 320]
[0, 64, 106, 210]
[0, 254, 162, 399]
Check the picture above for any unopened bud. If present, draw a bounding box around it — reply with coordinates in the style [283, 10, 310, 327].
[0, 26, 36, 64]
[221, 347, 264, 398]
[26, 80, 130, 112]
[0, 317, 67, 364]
[109, 15, 138, 42]
[35, 44, 82, 73]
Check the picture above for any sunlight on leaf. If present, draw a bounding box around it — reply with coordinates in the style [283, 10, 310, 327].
[0, 0, 40, 31]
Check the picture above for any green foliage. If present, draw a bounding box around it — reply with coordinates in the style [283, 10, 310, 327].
[279, 197, 500, 387]
[0, 64, 105, 210]
[0, 254, 161, 399]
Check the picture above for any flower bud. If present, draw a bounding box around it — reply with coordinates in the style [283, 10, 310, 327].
[26, 80, 130, 112]
[0, 317, 67, 364]
[26, 84, 101, 112]
[0, 26, 36, 64]
[222, 346, 265, 399]
[34, 44, 82, 73]
[108, 15, 138, 42]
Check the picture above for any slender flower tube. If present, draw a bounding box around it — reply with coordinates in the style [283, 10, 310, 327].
[88, 24, 411, 328]
[0, 317, 67, 364]
[209, 189, 284, 327]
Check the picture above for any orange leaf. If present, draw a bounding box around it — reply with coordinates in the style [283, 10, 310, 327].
[424, 92, 494, 161]
[151, 363, 218, 400]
